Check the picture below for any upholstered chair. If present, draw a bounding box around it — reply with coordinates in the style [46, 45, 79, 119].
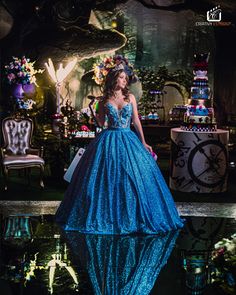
[1, 117, 44, 190]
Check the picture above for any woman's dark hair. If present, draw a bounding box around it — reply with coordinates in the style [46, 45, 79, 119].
[103, 69, 130, 102]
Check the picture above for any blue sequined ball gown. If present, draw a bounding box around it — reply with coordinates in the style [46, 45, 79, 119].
[55, 102, 184, 234]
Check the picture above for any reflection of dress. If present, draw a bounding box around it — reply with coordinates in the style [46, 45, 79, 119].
[64, 230, 180, 295]
[56, 102, 183, 234]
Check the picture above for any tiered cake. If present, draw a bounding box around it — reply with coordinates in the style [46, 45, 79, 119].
[181, 53, 217, 132]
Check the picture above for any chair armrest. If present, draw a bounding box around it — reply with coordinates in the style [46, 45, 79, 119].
[26, 148, 40, 156]
[26, 146, 44, 157]
[0, 147, 6, 159]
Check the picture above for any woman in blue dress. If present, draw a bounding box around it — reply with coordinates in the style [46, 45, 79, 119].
[55, 62, 183, 234]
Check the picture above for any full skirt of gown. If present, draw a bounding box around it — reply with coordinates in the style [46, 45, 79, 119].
[55, 126, 183, 234]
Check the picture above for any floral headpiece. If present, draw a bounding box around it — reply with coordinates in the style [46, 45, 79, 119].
[93, 55, 135, 85]
[5, 56, 44, 86]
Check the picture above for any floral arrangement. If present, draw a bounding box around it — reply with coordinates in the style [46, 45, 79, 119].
[211, 233, 236, 294]
[5, 56, 44, 85]
[92, 55, 135, 85]
[16, 98, 36, 110]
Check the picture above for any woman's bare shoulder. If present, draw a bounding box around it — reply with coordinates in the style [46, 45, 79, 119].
[128, 93, 136, 103]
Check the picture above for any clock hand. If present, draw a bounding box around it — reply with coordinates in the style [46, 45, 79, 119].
[196, 166, 212, 178]
[195, 157, 223, 180]
[196, 165, 222, 178]
[193, 141, 214, 163]
[198, 146, 222, 174]
[198, 146, 212, 163]
[193, 145, 222, 176]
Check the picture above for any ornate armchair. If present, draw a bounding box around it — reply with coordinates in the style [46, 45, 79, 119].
[1, 117, 44, 190]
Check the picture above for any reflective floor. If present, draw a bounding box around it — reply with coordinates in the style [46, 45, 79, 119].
[0, 213, 236, 295]
[1, 200, 236, 218]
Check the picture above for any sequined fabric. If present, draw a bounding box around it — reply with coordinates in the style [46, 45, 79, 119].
[64, 230, 180, 295]
[55, 102, 183, 234]
[105, 102, 132, 128]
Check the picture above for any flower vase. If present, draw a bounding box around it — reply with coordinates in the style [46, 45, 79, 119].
[11, 83, 24, 99]
[11, 83, 36, 111]
[11, 83, 36, 99]
[11, 84, 24, 111]
[22, 83, 36, 99]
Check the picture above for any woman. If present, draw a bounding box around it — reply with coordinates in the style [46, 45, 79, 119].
[55, 67, 184, 234]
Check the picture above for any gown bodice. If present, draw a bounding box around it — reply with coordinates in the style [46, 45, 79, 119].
[105, 102, 133, 129]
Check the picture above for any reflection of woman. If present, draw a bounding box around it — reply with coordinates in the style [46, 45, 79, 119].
[55, 58, 183, 234]
[64, 230, 180, 295]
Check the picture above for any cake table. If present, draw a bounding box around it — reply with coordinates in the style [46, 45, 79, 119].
[169, 128, 229, 193]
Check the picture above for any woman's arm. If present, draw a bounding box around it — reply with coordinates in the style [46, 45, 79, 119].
[130, 94, 152, 152]
[96, 99, 106, 128]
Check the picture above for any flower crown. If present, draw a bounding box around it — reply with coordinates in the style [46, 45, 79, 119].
[93, 55, 135, 85]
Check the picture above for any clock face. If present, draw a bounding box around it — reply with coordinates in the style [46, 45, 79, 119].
[170, 130, 229, 192]
[187, 140, 228, 188]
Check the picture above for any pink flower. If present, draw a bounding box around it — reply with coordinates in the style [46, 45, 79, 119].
[8, 73, 15, 80]
[218, 248, 225, 255]
[81, 125, 90, 132]
[17, 72, 23, 77]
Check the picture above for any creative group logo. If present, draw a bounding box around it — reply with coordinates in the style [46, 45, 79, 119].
[195, 5, 231, 27]
[207, 5, 221, 22]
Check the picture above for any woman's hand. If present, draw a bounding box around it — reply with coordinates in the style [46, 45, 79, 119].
[143, 143, 153, 153]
